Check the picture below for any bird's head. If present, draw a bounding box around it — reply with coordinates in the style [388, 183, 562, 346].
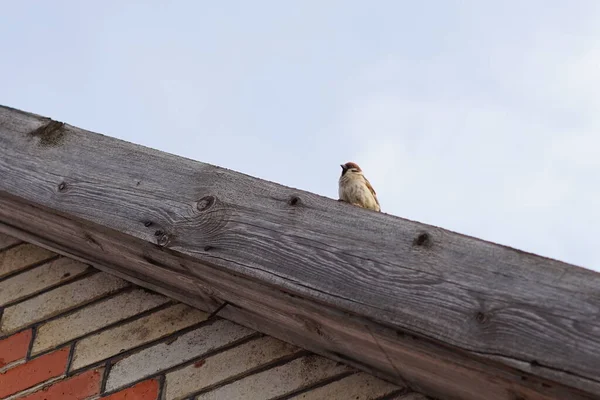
[340, 162, 362, 177]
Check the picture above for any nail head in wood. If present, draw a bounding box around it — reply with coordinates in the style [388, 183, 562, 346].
[57, 182, 67, 192]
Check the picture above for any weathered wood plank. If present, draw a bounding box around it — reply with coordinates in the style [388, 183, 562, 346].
[1, 105, 599, 400]
[0, 201, 589, 400]
[0, 232, 21, 251]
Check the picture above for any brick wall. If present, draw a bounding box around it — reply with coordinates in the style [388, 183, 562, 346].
[0, 232, 429, 400]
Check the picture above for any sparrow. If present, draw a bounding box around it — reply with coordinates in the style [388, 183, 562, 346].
[338, 162, 381, 212]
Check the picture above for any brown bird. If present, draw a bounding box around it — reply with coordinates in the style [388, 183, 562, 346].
[338, 162, 381, 212]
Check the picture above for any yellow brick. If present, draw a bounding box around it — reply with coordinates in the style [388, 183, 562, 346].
[0, 273, 127, 334]
[71, 303, 207, 371]
[32, 288, 170, 355]
[0, 257, 89, 306]
[166, 336, 301, 400]
[289, 372, 400, 400]
[0, 244, 56, 278]
[106, 319, 255, 391]
[195, 355, 351, 400]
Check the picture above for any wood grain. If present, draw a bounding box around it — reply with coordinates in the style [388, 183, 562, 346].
[0, 232, 21, 251]
[1, 105, 599, 400]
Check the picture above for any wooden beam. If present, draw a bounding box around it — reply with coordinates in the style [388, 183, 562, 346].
[1, 105, 599, 400]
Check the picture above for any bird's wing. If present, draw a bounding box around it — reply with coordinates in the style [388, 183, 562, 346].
[363, 176, 380, 206]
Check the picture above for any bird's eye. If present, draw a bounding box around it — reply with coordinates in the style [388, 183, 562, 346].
[350, 168, 358, 172]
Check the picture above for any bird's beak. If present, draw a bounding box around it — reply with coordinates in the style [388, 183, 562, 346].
[340, 164, 345, 170]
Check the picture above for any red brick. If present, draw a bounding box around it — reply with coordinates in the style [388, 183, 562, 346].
[0, 346, 69, 398]
[102, 379, 159, 400]
[19, 368, 103, 400]
[0, 329, 32, 368]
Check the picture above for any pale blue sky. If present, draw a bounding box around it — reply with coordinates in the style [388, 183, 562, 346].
[2, 1, 599, 270]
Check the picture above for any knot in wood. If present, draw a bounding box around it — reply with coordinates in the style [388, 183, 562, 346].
[156, 232, 170, 247]
[475, 311, 487, 324]
[197, 196, 216, 212]
[57, 182, 68, 192]
[83, 233, 103, 251]
[30, 120, 66, 147]
[288, 195, 300, 206]
[144, 221, 153, 227]
[297, 315, 325, 337]
[413, 232, 431, 247]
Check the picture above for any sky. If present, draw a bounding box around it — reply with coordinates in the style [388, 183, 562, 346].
[1, 1, 599, 271]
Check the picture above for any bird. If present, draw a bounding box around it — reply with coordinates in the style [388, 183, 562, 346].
[338, 162, 381, 212]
